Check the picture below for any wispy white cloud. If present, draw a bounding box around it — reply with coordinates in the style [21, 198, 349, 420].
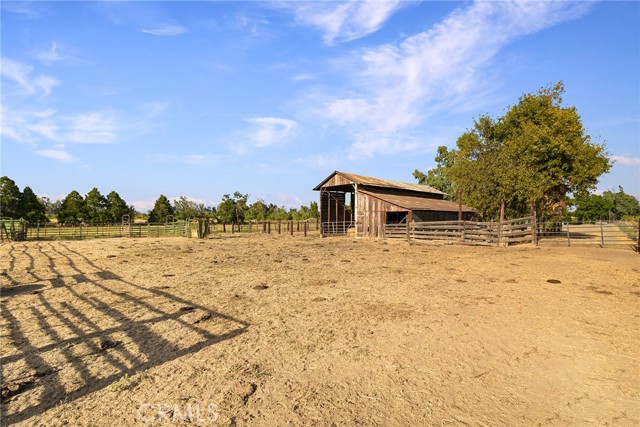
[611, 155, 640, 166]
[245, 117, 299, 148]
[67, 111, 117, 144]
[33, 42, 66, 64]
[292, 73, 316, 82]
[282, 0, 408, 44]
[1, 107, 118, 144]
[148, 153, 229, 165]
[307, 0, 592, 158]
[141, 24, 187, 36]
[0, 57, 61, 96]
[35, 149, 77, 163]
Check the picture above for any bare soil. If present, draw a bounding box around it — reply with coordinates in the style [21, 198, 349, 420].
[1, 235, 639, 426]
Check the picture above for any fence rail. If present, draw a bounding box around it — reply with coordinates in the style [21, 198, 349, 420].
[0, 219, 321, 242]
[537, 220, 638, 248]
[321, 221, 354, 236]
[387, 217, 536, 246]
[385, 217, 639, 250]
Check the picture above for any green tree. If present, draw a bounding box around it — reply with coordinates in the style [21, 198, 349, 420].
[217, 192, 248, 223]
[148, 195, 175, 223]
[444, 82, 611, 220]
[413, 146, 454, 197]
[572, 194, 614, 221]
[57, 191, 87, 224]
[106, 191, 131, 223]
[173, 196, 213, 220]
[38, 196, 62, 217]
[20, 187, 47, 222]
[603, 186, 640, 218]
[245, 200, 269, 221]
[309, 201, 319, 219]
[0, 176, 22, 218]
[85, 188, 109, 223]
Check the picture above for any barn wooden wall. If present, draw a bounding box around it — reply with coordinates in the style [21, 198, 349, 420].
[356, 191, 407, 238]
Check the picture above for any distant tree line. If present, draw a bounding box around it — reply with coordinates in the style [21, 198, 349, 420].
[147, 191, 319, 224]
[0, 176, 319, 225]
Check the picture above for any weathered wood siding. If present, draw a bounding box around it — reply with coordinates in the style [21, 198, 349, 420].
[356, 190, 407, 238]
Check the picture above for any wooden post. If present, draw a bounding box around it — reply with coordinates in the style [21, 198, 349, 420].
[406, 212, 412, 242]
[290, 220, 293, 236]
[600, 220, 604, 247]
[268, 221, 271, 234]
[462, 221, 466, 244]
[304, 221, 307, 237]
[566, 222, 571, 247]
[278, 221, 281, 234]
[223, 222, 226, 233]
[497, 200, 505, 247]
[37, 223, 40, 240]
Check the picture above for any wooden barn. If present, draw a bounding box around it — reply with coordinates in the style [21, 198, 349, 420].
[314, 171, 474, 238]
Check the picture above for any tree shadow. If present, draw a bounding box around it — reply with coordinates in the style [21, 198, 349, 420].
[1, 241, 249, 425]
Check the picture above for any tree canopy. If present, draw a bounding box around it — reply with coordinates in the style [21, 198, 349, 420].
[57, 191, 87, 224]
[415, 82, 611, 220]
[217, 192, 249, 224]
[148, 194, 175, 223]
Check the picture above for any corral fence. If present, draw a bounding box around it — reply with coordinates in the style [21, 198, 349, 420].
[537, 219, 639, 249]
[321, 221, 354, 236]
[386, 217, 535, 246]
[0, 219, 321, 242]
[385, 216, 640, 250]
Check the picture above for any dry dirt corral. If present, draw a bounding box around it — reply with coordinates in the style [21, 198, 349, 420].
[1, 235, 639, 427]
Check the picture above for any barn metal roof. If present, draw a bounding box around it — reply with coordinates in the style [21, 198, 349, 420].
[313, 171, 446, 195]
[360, 189, 474, 213]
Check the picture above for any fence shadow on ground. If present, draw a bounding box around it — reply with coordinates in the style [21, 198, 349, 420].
[1, 242, 249, 425]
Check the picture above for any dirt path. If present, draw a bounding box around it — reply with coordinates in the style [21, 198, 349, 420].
[1, 235, 639, 426]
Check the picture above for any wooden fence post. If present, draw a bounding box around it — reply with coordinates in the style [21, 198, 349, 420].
[600, 220, 604, 247]
[304, 221, 307, 237]
[290, 220, 293, 236]
[566, 222, 571, 247]
[268, 221, 271, 234]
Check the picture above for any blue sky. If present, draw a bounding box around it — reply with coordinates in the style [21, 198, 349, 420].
[2, 0, 639, 212]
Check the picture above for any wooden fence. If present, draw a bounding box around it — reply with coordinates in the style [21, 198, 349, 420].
[1, 219, 321, 242]
[385, 217, 535, 246]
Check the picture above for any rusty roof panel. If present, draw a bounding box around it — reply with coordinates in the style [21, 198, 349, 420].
[360, 189, 474, 213]
[314, 171, 446, 195]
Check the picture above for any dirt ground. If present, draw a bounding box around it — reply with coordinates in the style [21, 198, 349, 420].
[1, 235, 639, 426]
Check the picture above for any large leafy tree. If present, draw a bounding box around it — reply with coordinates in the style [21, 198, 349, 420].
[603, 186, 640, 218]
[57, 191, 87, 224]
[443, 82, 611, 220]
[0, 176, 22, 218]
[148, 195, 174, 223]
[217, 192, 248, 223]
[20, 187, 47, 222]
[413, 146, 455, 198]
[85, 187, 109, 223]
[106, 191, 132, 222]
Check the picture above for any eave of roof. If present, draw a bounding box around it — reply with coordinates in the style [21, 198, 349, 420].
[313, 170, 446, 195]
[360, 189, 474, 213]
